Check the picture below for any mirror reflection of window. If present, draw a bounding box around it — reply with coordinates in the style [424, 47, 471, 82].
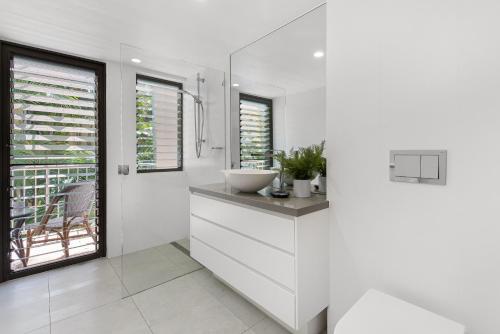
[239, 94, 273, 170]
[230, 4, 326, 170]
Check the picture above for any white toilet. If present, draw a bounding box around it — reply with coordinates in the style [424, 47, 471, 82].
[334, 290, 465, 334]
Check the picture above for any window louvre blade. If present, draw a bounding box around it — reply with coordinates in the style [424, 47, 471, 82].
[10, 56, 98, 165]
[136, 76, 183, 171]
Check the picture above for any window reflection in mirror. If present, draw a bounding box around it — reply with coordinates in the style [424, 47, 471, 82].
[230, 4, 326, 176]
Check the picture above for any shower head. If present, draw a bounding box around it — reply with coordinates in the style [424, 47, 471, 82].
[168, 72, 205, 104]
[178, 88, 202, 104]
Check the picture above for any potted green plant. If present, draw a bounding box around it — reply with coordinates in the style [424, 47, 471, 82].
[284, 141, 324, 198]
[318, 157, 327, 194]
[271, 150, 290, 197]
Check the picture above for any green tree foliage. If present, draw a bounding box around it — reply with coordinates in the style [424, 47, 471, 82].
[136, 91, 156, 169]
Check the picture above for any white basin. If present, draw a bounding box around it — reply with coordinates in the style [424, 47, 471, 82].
[223, 169, 278, 192]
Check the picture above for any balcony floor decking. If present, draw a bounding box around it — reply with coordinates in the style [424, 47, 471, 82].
[10, 230, 97, 272]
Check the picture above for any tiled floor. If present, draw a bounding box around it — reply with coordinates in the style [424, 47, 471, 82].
[0, 239, 299, 334]
[109, 243, 202, 295]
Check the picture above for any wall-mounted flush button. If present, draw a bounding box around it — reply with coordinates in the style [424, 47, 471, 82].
[420, 155, 439, 179]
[390, 150, 447, 185]
[394, 155, 420, 177]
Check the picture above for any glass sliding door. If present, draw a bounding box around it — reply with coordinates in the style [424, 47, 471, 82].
[0, 42, 106, 281]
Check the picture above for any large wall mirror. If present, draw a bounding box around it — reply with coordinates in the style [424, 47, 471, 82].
[230, 4, 326, 170]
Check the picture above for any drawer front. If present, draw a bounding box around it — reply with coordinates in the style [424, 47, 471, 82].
[191, 237, 296, 329]
[191, 215, 295, 290]
[190, 194, 295, 253]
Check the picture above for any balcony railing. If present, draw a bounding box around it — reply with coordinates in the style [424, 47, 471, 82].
[9, 164, 98, 271]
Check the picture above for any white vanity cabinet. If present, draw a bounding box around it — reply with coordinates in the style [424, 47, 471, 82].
[189, 189, 329, 332]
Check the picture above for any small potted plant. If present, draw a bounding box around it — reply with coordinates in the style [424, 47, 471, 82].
[284, 141, 324, 198]
[318, 157, 327, 194]
[271, 150, 290, 197]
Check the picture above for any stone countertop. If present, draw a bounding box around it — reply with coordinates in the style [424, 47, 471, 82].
[189, 183, 329, 217]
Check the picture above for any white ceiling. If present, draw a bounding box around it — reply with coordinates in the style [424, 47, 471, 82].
[0, 0, 325, 70]
[231, 5, 325, 96]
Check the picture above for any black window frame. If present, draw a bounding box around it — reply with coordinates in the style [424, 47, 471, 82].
[135, 74, 183, 173]
[239, 93, 274, 169]
[0, 40, 107, 282]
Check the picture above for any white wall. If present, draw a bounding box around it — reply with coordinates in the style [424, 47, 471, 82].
[282, 87, 325, 151]
[273, 96, 287, 154]
[327, 1, 500, 334]
[105, 62, 123, 258]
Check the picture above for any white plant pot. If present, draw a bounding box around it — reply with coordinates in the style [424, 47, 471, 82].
[318, 176, 327, 194]
[293, 179, 311, 198]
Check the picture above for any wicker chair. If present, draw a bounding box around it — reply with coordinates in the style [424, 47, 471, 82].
[26, 182, 96, 260]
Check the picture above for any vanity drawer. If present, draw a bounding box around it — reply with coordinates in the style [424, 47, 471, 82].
[191, 237, 296, 328]
[190, 194, 295, 253]
[191, 215, 295, 290]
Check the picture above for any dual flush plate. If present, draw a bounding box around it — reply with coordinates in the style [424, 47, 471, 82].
[389, 150, 447, 185]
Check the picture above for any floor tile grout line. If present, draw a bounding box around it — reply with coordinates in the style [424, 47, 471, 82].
[130, 296, 154, 334]
[20, 249, 279, 334]
[106, 245, 203, 334]
[22, 274, 259, 334]
[151, 245, 181, 268]
[43, 245, 200, 327]
[185, 268, 267, 334]
[107, 247, 199, 334]
[45, 259, 127, 326]
[212, 286, 265, 333]
[46, 293, 133, 329]
[107, 257, 133, 297]
[48, 274, 52, 334]
[24, 325, 49, 334]
[188, 271, 283, 334]
[240, 317, 266, 334]
[111, 243, 203, 297]
[45, 295, 123, 325]
[32, 240, 272, 334]
[122, 266, 205, 297]
[154, 243, 202, 271]
[126, 264, 260, 334]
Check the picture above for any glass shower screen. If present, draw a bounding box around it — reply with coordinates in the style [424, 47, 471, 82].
[114, 44, 226, 296]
